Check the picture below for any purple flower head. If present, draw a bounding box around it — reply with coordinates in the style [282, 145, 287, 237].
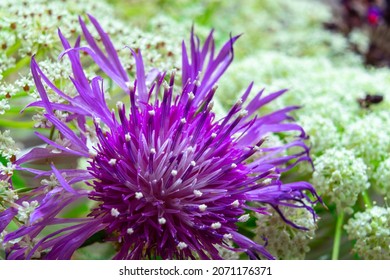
[0, 15, 321, 260]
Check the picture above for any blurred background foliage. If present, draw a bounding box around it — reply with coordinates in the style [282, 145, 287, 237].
[1, 0, 389, 260]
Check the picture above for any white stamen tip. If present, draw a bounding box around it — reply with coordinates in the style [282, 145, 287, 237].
[176, 179, 183, 185]
[177, 242, 188, 250]
[171, 170, 178, 176]
[207, 101, 214, 110]
[125, 81, 133, 90]
[116, 101, 123, 108]
[158, 217, 167, 225]
[108, 159, 117, 166]
[125, 133, 131, 141]
[211, 133, 217, 139]
[180, 118, 187, 124]
[188, 92, 195, 100]
[148, 110, 155, 116]
[111, 208, 120, 217]
[135, 192, 143, 199]
[150, 148, 156, 154]
[212, 84, 218, 91]
[198, 204, 207, 212]
[193, 190, 203, 197]
[211, 222, 222, 229]
[231, 163, 237, 169]
[89, 149, 97, 157]
[239, 109, 248, 117]
[236, 98, 243, 106]
[263, 178, 272, 184]
[195, 80, 201, 87]
[190, 161, 196, 167]
[163, 81, 170, 89]
[253, 145, 261, 151]
[238, 214, 250, 222]
[126, 228, 134, 235]
[231, 200, 240, 207]
[223, 233, 233, 240]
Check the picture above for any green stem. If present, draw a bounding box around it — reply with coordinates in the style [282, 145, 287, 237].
[1, 56, 31, 79]
[332, 211, 344, 260]
[362, 191, 373, 209]
[0, 118, 35, 128]
[5, 40, 22, 57]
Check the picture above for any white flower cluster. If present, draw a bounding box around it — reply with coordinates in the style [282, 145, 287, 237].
[344, 206, 390, 260]
[216, 0, 390, 205]
[0, 0, 184, 122]
[374, 159, 390, 197]
[215, 244, 240, 260]
[0, 179, 18, 208]
[254, 206, 317, 260]
[16, 200, 39, 224]
[313, 148, 369, 214]
[342, 113, 390, 176]
[203, 0, 389, 258]
[0, 130, 19, 160]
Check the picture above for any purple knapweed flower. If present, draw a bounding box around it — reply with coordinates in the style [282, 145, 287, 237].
[0, 15, 320, 260]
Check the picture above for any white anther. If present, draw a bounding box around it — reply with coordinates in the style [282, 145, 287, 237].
[195, 80, 201, 87]
[89, 149, 98, 157]
[238, 214, 250, 222]
[94, 117, 101, 124]
[188, 92, 195, 100]
[162, 81, 170, 89]
[108, 159, 117, 166]
[180, 118, 187, 124]
[175, 179, 183, 185]
[223, 233, 233, 240]
[198, 204, 207, 212]
[171, 170, 178, 176]
[231, 200, 240, 207]
[116, 101, 124, 108]
[236, 98, 243, 106]
[125, 133, 131, 142]
[190, 161, 196, 167]
[253, 145, 261, 151]
[211, 222, 221, 229]
[148, 110, 155, 116]
[231, 163, 237, 169]
[239, 109, 248, 117]
[211, 133, 217, 139]
[126, 228, 134, 235]
[135, 192, 143, 199]
[150, 148, 156, 154]
[125, 81, 133, 90]
[158, 217, 167, 225]
[207, 101, 214, 110]
[193, 190, 203, 197]
[111, 208, 120, 217]
[177, 242, 188, 250]
[263, 178, 272, 184]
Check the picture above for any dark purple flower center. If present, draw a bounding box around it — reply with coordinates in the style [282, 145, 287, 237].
[85, 85, 252, 258]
